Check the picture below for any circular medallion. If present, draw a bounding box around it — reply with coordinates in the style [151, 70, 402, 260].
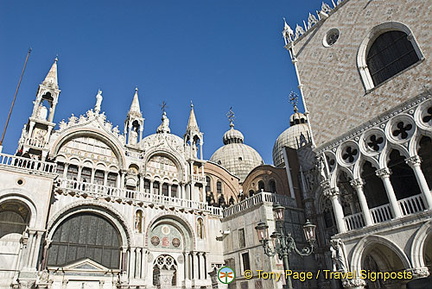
[151, 236, 160, 246]
[162, 236, 170, 247]
[161, 225, 171, 235]
[172, 238, 181, 248]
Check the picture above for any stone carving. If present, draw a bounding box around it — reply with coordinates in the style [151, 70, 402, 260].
[157, 112, 171, 133]
[330, 238, 347, 272]
[37, 104, 48, 120]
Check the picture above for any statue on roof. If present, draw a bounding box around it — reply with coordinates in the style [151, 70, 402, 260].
[94, 89, 103, 114]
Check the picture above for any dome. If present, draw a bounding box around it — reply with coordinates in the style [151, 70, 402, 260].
[272, 108, 311, 167]
[223, 127, 244, 144]
[210, 126, 263, 182]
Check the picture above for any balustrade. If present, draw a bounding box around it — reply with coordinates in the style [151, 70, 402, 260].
[0, 153, 56, 173]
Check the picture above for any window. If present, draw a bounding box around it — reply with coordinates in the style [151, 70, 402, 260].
[367, 31, 419, 86]
[241, 252, 251, 271]
[205, 176, 211, 193]
[258, 181, 265, 192]
[358, 23, 423, 90]
[217, 181, 222, 194]
[238, 228, 246, 248]
[47, 213, 121, 268]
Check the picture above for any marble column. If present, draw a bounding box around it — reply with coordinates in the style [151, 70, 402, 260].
[406, 155, 432, 209]
[350, 179, 373, 226]
[324, 187, 346, 233]
[376, 168, 402, 218]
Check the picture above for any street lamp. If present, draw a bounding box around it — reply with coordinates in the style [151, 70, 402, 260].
[255, 203, 316, 289]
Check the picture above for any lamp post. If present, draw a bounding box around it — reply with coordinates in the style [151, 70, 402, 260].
[255, 203, 316, 289]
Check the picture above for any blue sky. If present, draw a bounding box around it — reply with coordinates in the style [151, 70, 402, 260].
[0, 0, 324, 164]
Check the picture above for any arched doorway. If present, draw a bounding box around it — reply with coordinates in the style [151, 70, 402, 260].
[361, 243, 407, 289]
[0, 200, 31, 272]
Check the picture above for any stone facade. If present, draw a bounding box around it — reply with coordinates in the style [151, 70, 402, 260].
[283, 0, 432, 288]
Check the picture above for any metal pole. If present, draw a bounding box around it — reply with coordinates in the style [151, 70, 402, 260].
[278, 222, 293, 289]
[0, 48, 32, 146]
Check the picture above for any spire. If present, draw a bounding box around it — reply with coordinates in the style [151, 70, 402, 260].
[186, 101, 200, 134]
[124, 88, 144, 145]
[128, 87, 142, 117]
[42, 57, 59, 89]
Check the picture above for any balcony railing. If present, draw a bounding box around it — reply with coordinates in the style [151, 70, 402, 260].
[370, 204, 392, 223]
[398, 194, 426, 215]
[343, 212, 365, 230]
[222, 192, 294, 218]
[56, 178, 221, 214]
[0, 153, 56, 173]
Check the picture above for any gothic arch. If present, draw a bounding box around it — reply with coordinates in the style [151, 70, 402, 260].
[47, 200, 132, 247]
[411, 220, 432, 269]
[379, 144, 409, 168]
[350, 235, 411, 272]
[0, 190, 38, 228]
[145, 212, 196, 251]
[330, 166, 353, 188]
[50, 128, 126, 169]
[353, 155, 379, 180]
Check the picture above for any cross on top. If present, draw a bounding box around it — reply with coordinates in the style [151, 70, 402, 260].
[160, 101, 168, 113]
[226, 107, 235, 127]
[289, 91, 299, 111]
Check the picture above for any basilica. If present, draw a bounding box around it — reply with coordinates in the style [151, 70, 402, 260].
[0, 0, 431, 289]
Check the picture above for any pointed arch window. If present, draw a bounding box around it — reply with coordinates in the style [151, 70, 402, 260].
[367, 30, 420, 86]
[358, 23, 423, 90]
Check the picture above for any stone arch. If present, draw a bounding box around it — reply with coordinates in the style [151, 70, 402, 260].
[145, 212, 196, 251]
[357, 22, 424, 91]
[47, 200, 132, 247]
[350, 235, 411, 273]
[353, 155, 379, 180]
[144, 150, 186, 182]
[330, 166, 353, 188]
[0, 190, 38, 228]
[379, 143, 409, 168]
[50, 128, 126, 169]
[411, 220, 432, 269]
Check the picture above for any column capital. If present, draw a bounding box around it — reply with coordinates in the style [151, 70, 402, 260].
[342, 278, 366, 289]
[350, 178, 364, 188]
[408, 267, 430, 279]
[376, 167, 392, 178]
[324, 187, 339, 198]
[405, 155, 422, 167]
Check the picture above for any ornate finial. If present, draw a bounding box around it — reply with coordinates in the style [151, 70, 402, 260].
[190, 100, 194, 108]
[160, 101, 168, 113]
[54, 55, 59, 63]
[282, 18, 294, 44]
[135, 87, 138, 92]
[289, 91, 299, 112]
[226, 107, 235, 128]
